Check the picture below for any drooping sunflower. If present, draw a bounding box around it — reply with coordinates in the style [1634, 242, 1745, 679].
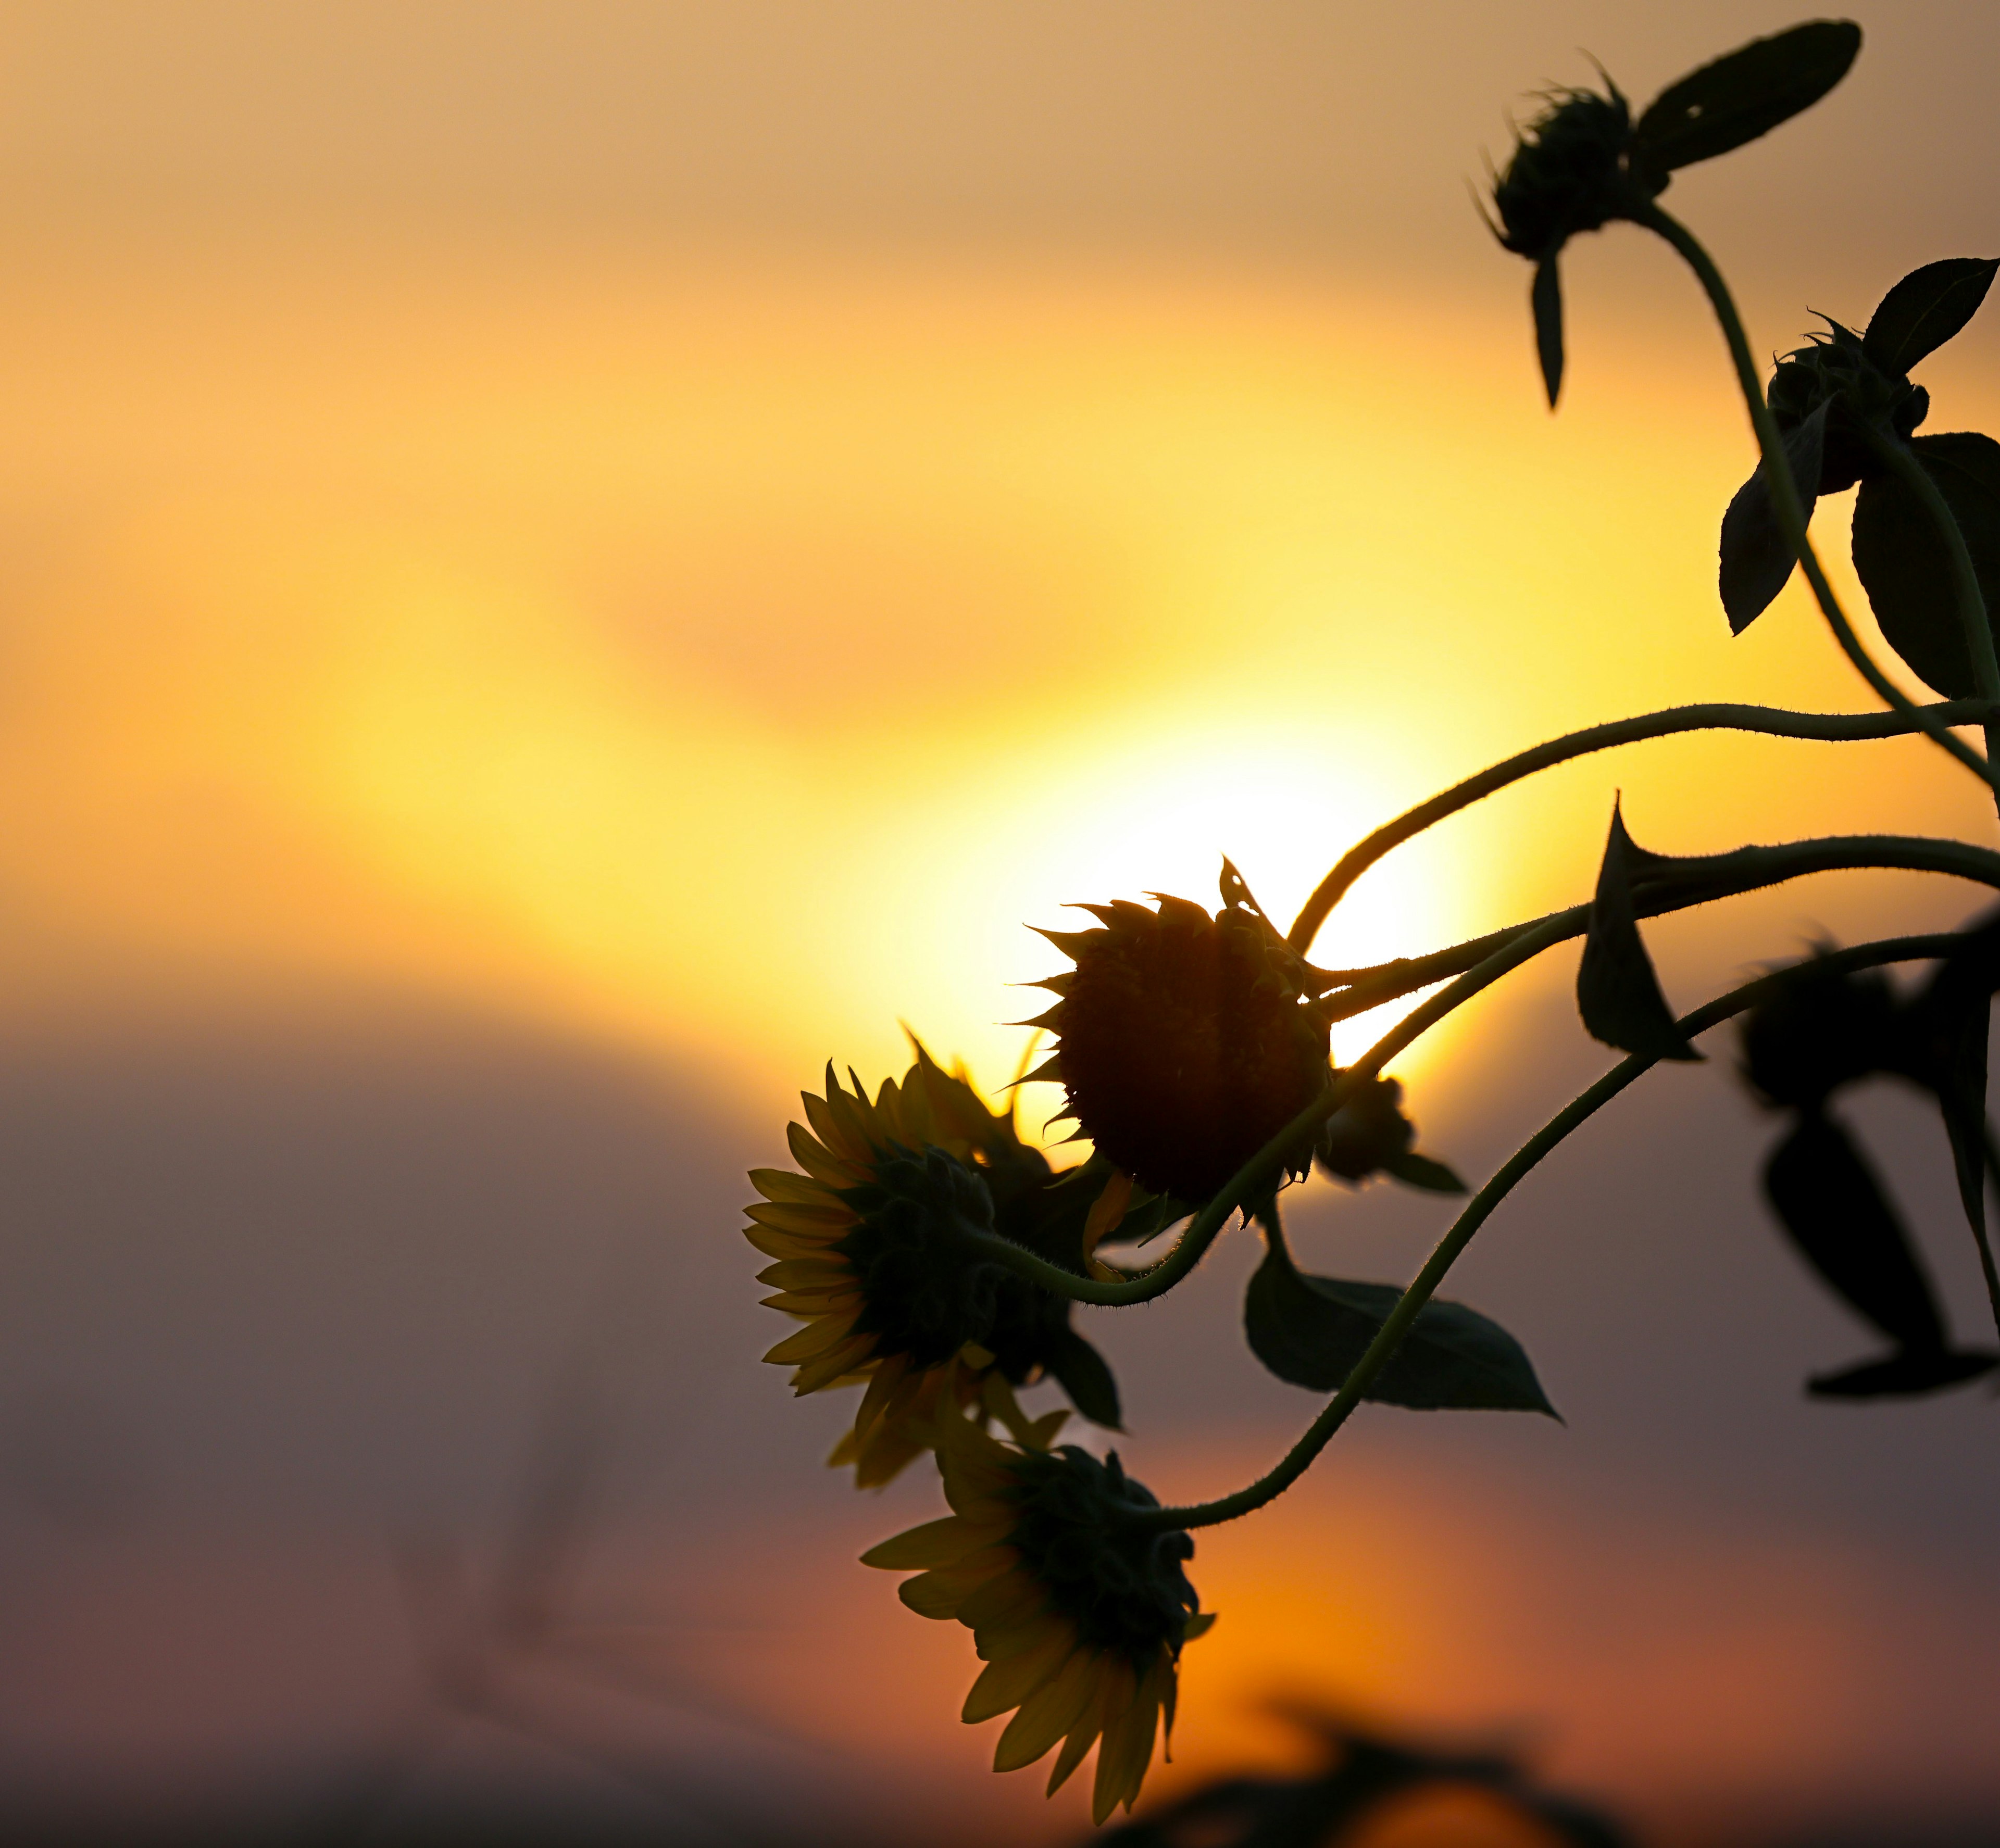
[748, 1045, 1123, 1486]
[862, 1400, 1213, 1825]
[1021, 882, 1332, 1203]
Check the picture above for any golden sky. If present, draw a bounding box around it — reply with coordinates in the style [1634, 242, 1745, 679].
[6, 7, 2000, 1840]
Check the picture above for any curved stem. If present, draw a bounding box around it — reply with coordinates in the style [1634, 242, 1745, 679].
[1976, 1123, 2000, 1343]
[1142, 931, 1967, 1532]
[979, 835, 2000, 1306]
[1634, 202, 1997, 797]
[1288, 699, 1993, 956]
[1861, 426, 2000, 725]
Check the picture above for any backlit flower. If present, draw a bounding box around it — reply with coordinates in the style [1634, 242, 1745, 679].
[748, 1047, 1121, 1485]
[1021, 888, 1331, 1203]
[862, 1402, 1214, 1824]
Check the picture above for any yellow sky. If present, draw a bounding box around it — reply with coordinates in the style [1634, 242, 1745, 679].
[2, 225, 1995, 1135]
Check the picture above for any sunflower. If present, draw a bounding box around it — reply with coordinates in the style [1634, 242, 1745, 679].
[863, 1400, 1213, 1825]
[1021, 886, 1332, 1203]
[748, 1046, 1122, 1486]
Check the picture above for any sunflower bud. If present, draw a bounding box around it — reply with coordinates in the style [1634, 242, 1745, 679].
[1766, 319, 1928, 494]
[1022, 891, 1331, 1202]
[1490, 85, 1655, 265]
[1739, 954, 1902, 1109]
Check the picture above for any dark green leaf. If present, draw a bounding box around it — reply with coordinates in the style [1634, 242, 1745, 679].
[1044, 1328, 1122, 1430]
[1864, 258, 1999, 376]
[1532, 258, 1563, 408]
[1634, 21, 1861, 173]
[1851, 430, 2000, 696]
[1763, 1112, 1947, 1350]
[1244, 1250, 1557, 1415]
[1902, 937, 1997, 1296]
[1577, 802, 1702, 1061]
[1809, 1349, 1994, 1398]
[1383, 1150, 1468, 1195]
[1719, 400, 1827, 633]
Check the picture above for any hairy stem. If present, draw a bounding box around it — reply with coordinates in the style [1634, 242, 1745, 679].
[976, 836, 2000, 1306]
[1288, 699, 1993, 957]
[1140, 931, 1967, 1532]
[1635, 202, 1997, 798]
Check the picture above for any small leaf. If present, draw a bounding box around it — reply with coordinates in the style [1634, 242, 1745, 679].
[1577, 801, 1702, 1062]
[1044, 1328, 1122, 1430]
[1763, 1112, 1948, 1351]
[1244, 1250, 1557, 1415]
[1808, 1349, 1995, 1399]
[1851, 430, 2000, 696]
[1902, 935, 1998, 1297]
[1531, 258, 1564, 409]
[1863, 258, 2000, 376]
[1634, 21, 1862, 174]
[1719, 400, 1828, 632]
[1383, 1150, 1468, 1195]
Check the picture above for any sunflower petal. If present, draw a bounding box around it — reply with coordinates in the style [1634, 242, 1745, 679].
[993, 1645, 1103, 1771]
[860, 1516, 982, 1572]
[963, 1627, 1074, 1724]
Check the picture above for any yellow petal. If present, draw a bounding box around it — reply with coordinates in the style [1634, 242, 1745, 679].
[992, 1646, 1102, 1771]
[790, 1330, 880, 1394]
[786, 1121, 860, 1186]
[860, 1516, 980, 1572]
[762, 1313, 859, 1367]
[756, 1258, 853, 1290]
[1081, 1170, 1134, 1264]
[745, 1202, 855, 1234]
[1045, 1672, 1114, 1797]
[748, 1167, 833, 1206]
[1091, 1654, 1161, 1824]
[743, 1225, 821, 1261]
[962, 1629, 1074, 1725]
[959, 1567, 1051, 1635]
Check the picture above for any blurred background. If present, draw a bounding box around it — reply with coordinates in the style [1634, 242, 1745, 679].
[3, 3, 2000, 1842]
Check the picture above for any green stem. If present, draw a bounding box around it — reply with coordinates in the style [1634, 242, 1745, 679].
[978, 835, 2000, 1306]
[1142, 931, 1967, 1532]
[1860, 425, 2000, 744]
[1287, 699, 1993, 957]
[1634, 202, 1997, 796]
[1320, 831, 2000, 1022]
[1976, 1123, 2000, 1344]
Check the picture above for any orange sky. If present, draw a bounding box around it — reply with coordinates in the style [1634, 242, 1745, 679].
[5, 6, 2000, 1842]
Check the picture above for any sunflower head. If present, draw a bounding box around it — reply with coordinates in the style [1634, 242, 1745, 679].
[863, 1405, 1213, 1825]
[749, 1047, 1121, 1486]
[1489, 83, 1658, 264]
[1022, 872, 1332, 1203]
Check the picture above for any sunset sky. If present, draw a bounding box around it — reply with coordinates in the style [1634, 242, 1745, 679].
[3, 5, 2000, 1844]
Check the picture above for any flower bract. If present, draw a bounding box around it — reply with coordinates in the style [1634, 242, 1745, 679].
[862, 1403, 1213, 1825]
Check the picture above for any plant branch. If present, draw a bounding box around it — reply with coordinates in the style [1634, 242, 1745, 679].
[980, 836, 2000, 1306]
[1140, 931, 1969, 1532]
[1288, 699, 1994, 956]
[1634, 201, 1998, 800]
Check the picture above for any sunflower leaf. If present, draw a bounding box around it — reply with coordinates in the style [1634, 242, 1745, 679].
[1044, 1328, 1123, 1430]
[1763, 1111, 1949, 1353]
[1719, 400, 1828, 633]
[1577, 802, 1702, 1062]
[1851, 430, 2000, 696]
[1383, 1150, 1469, 1195]
[1532, 258, 1564, 408]
[1864, 258, 2000, 376]
[1634, 20, 1862, 174]
[1244, 1251, 1556, 1416]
